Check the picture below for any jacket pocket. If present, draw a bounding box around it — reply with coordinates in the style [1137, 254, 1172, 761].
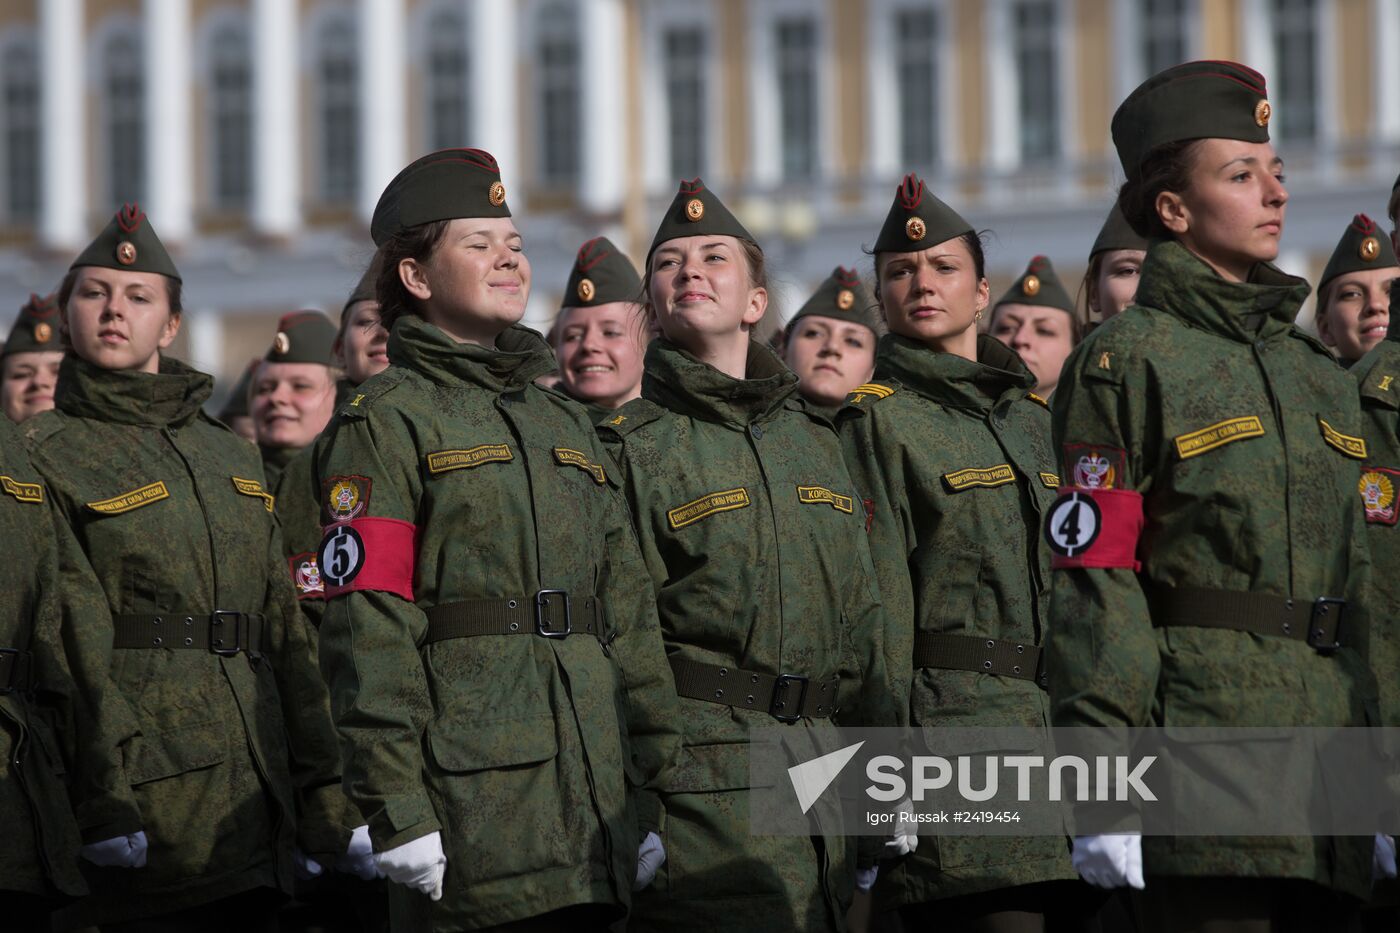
[124, 721, 227, 785]
[425, 714, 558, 773]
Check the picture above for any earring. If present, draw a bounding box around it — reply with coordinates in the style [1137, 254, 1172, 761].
[974, 309, 983, 322]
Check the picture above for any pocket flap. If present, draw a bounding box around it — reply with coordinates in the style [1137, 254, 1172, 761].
[667, 742, 762, 792]
[427, 714, 558, 773]
[125, 722, 227, 785]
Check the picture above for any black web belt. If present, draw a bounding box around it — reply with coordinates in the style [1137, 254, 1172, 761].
[668, 657, 839, 723]
[913, 632, 1047, 688]
[112, 612, 266, 657]
[424, 591, 605, 643]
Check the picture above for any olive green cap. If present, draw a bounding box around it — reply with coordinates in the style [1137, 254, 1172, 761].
[787, 266, 880, 334]
[1090, 204, 1149, 259]
[648, 178, 756, 261]
[370, 148, 510, 247]
[342, 255, 382, 319]
[265, 311, 338, 366]
[1112, 60, 1271, 182]
[994, 256, 1075, 314]
[561, 237, 642, 309]
[1318, 213, 1398, 294]
[873, 173, 973, 254]
[70, 203, 182, 281]
[217, 357, 260, 421]
[3, 292, 62, 359]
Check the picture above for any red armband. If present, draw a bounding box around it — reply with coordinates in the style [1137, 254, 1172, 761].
[318, 517, 419, 601]
[1044, 488, 1143, 570]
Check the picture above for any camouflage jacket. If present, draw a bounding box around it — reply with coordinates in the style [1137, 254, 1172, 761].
[839, 333, 1075, 903]
[272, 444, 327, 631]
[25, 355, 353, 922]
[1, 415, 141, 897]
[313, 317, 681, 931]
[1046, 240, 1375, 895]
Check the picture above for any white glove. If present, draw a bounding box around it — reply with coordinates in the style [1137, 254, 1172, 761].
[634, 832, 665, 891]
[294, 848, 324, 881]
[855, 865, 879, 893]
[883, 798, 919, 857]
[81, 830, 148, 868]
[1071, 834, 1145, 890]
[376, 831, 446, 901]
[338, 825, 383, 881]
[1374, 833, 1397, 881]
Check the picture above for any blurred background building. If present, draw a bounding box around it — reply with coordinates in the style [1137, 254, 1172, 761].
[0, 0, 1394, 392]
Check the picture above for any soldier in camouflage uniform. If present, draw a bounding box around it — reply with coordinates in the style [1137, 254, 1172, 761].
[2, 291, 65, 423]
[986, 257, 1080, 401]
[1083, 205, 1148, 327]
[253, 312, 341, 489]
[1314, 214, 1399, 368]
[25, 206, 366, 932]
[781, 266, 880, 418]
[839, 174, 1077, 931]
[312, 149, 682, 932]
[1045, 62, 1377, 930]
[599, 179, 896, 933]
[0, 414, 146, 929]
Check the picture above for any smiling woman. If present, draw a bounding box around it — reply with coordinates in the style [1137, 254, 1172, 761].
[552, 236, 649, 420]
[1314, 213, 1399, 366]
[1, 292, 64, 423]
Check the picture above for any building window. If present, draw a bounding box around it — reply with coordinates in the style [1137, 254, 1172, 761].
[1271, 0, 1317, 142]
[1014, 0, 1059, 162]
[894, 6, 939, 169]
[317, 14, 359, 204]
[775, 17, 818, 182]
[3, 37, 39, 221]
[105, 30, 144, 205]
[1141, 0, 1190, 75]
[426, 7, 469, 150]
[664, 27, 706, 178]
[537, 4, 581, 187]
[209, 21, 252, 211]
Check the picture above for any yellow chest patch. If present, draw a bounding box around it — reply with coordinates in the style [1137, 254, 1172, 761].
[1038, 472, 1060, 488]
[943, 464, 1016, 492]
[1173, 416, 1265, 460]
[231, 476, 275, 512]
[1319, 419, 1367, 459]
[87, 481, 170, 515]
[668, 488, 751, 529]
[0, 475, 43, 503]
[426, 444, 514, 475]
[553, 447, 607, 485]
[796, 485, 854, 513]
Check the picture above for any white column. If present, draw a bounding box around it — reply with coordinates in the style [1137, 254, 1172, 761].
[983, 0, 1018, 173]
[1239, 0, 1272, 78]
[748, 6, 780, 189]
[252, 0, 299, 236]
[38, 0, 85, 251]
[184, 308, 224, 374]
[144, 0, 194, 241]
[357, 0, 407, 222]
[1374, 0, 1400, 144]
[1111, 0, 1141, 105]
[865, 2, 898, 183]
[470, 0, 521, 201]
[578, 0, 626, 214]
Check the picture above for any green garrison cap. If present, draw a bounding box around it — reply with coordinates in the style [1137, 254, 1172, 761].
[787, 266, 880, 333]
[265, 311, 338, 366]
[1112, 61, 1271, 181]
[217, 357, 260, 421]
[1090, 204, 1149, 259]
[70, 203, 182, 281]
[3, 292, 62, 359]
[562, 237, 642, 309]
[370, 148, 510, 247]
[342, 255, 381, 320]
[873, 173, 973, 253]
[994, 256, 1076, 314]
[648, 178, 756, 260]
[1319, 213, 1399, 294]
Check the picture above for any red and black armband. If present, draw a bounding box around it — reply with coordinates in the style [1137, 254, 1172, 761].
[317, 517, 419, 601]
[1043, 487, 1143, 570]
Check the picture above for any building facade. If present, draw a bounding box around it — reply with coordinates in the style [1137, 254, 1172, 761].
[0, 0, 1394, 385]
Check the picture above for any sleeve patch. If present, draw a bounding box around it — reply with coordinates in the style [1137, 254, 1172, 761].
[86, 481, 169, 515]
[796, 485, 854, 513]
[1063, 444, 1126, 489]
[667, 488, 750, 529]
[1319, 419, 1367, 459]
[1360, 468, 1400, 525]
[0, 475, 43, 503]
[943, 464, 1015, 492]
[231, 476, 275, 512]
[553, 447, 607, 485]
[288, 551, 325, 599]
[324, 475, 372, 522]
[1045, 488, 1143, 570]
[318, 517, 417, 601]
[1173, 416, 1265, 460]
[425, 444, 513, 475]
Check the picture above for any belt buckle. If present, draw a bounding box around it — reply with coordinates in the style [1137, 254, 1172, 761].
[1307, 597, 1344, 653]
[770, 674, 809, 723]
[209, 611, 245, 657]
[0, 647, 27, 694]
[535, 589, 572, 639]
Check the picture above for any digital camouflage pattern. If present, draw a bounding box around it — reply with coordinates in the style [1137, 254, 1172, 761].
[598, 338, 896, 932]
[272, 445, 328, 630]
[0, 415, 141, 898]
[24, 354, 354, 924]
[1046, 239, 1376, 897]
[839, 333, 1076, 905]
[313, 316, 681, 931]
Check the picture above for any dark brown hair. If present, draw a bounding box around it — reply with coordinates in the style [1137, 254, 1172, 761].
[1117, 139, 1204, 240]
[870, 230, 988, 301]
[374, 219, 452, 333]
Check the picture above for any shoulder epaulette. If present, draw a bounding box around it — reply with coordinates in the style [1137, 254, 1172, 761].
[595, 397, 667, 439]
[846, 382, 897, 406]
[22, 409, 66, 449]
[1356, 344, 1400, 407]
[1027, 392, 1050, 409]
[336, 367, 408, 419]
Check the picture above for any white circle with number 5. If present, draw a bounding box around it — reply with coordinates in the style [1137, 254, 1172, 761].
[318, 524, 365, 587]
[1044, 492, 1101, 557]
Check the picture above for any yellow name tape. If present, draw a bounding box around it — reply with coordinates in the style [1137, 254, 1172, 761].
[426, 444, 514, 475]
[668, 487, 751, 529]
[943, 464, 1016, 492]
[1319, 419, 1367, 459]
[87, 481, 170, 515]
[231, 476, 275, 512]
[0, 475, 43, 503]
[1173, 416, 1265, 460]
[553, 447, 607, 485]
[1038, 472, 1060, 488]
[797, 485, 854, 514]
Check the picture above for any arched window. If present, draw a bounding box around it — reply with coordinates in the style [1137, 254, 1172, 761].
[537, 3, 580, 187]
[425, 6, 469, 150]
[209, 19, 252, 210]
[317, 12, 359, 203]
[104, 27, 144, 205]
[2, 34, 39, 221]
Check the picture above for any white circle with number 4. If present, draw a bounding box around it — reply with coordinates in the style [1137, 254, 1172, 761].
[318, 524, 365, 587]
[1044, 492, 1101, 557]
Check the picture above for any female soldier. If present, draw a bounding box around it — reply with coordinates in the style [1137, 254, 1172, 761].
[598, 179, 893, 932]
[312, 149, 681, 932]
[781, 266, 880, 416]
[552, 236, 649, 422]
[1083, 206, 1147, 325]
[987, 256, 1079, 401]
[1315, 214, 1398, 367]
[1046, 62, 1376, 930]
[840, 174, 1077, 931]
[3, 292, 64, 423]
[27, 205, 363, 932]
[336, 260, 390, 386]
[253, 311, 341, 488]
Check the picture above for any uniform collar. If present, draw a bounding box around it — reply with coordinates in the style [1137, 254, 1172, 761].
[642, 337, 798, 425]
[876, 332, 1036, 411]
[56, 353, 212, 427]
[386, 315, 557, 392]
[259, 443, 300, 474]
[1134, 239, 1311, 342]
